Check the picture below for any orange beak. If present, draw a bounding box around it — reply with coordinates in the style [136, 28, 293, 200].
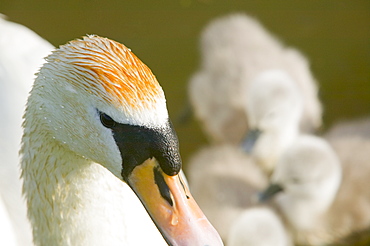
[127, 158, 223, 246]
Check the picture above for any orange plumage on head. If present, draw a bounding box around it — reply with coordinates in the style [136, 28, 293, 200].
[51, 35, 164, 110]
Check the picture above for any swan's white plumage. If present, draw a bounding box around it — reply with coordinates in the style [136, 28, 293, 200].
[0, 15, 53, 246]
[189, 13, 321, 144]
[20, 36, 171, 246]
[0, 195, 17, 246]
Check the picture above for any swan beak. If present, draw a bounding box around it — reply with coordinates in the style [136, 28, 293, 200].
[241, 129, 261, 153]
[127, 158, 224, 246]
[259, 183, 284, 202]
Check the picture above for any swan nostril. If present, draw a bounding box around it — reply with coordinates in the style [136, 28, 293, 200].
[154, 166, 173, 207]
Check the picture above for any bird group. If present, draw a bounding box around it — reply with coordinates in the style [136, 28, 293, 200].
[1, 12, 369, 246]
[187, 13, 370, 246]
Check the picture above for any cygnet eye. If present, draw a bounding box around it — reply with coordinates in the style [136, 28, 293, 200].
[100, 113, 116, 128]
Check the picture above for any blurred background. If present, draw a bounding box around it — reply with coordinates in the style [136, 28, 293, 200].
[2, 0, 369, 169]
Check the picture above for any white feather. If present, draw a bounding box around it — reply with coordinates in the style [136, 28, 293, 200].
[0, 15, 53, 246]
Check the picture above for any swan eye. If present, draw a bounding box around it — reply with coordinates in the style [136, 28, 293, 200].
[100, 113, 116, 128]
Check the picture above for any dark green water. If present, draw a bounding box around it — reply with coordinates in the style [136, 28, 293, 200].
[2, 0, 369, 169]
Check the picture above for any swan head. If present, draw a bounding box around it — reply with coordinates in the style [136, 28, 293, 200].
[25, 35, 222, 245]
[241, 69, 303, 173]
[259, 135, 341, 229]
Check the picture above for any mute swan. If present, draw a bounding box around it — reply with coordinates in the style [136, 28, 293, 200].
[227, 207, 292, 246]
[241, 69, 303, 175]
[187, 144, 267, 241]
[20, 35, 223, 246]
[0, 15, 53, 246]
[260, 134, 370, 245]
[188, 13, 321, 144]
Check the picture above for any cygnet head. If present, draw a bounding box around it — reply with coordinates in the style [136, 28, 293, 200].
[199, 14, 282, 71]
[22, 35, 223, 245]
[242, 69, 303, 174]
[260, 135, 341, 230]
[227, 207, 292, 246]
[189, 70, 248, 144]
